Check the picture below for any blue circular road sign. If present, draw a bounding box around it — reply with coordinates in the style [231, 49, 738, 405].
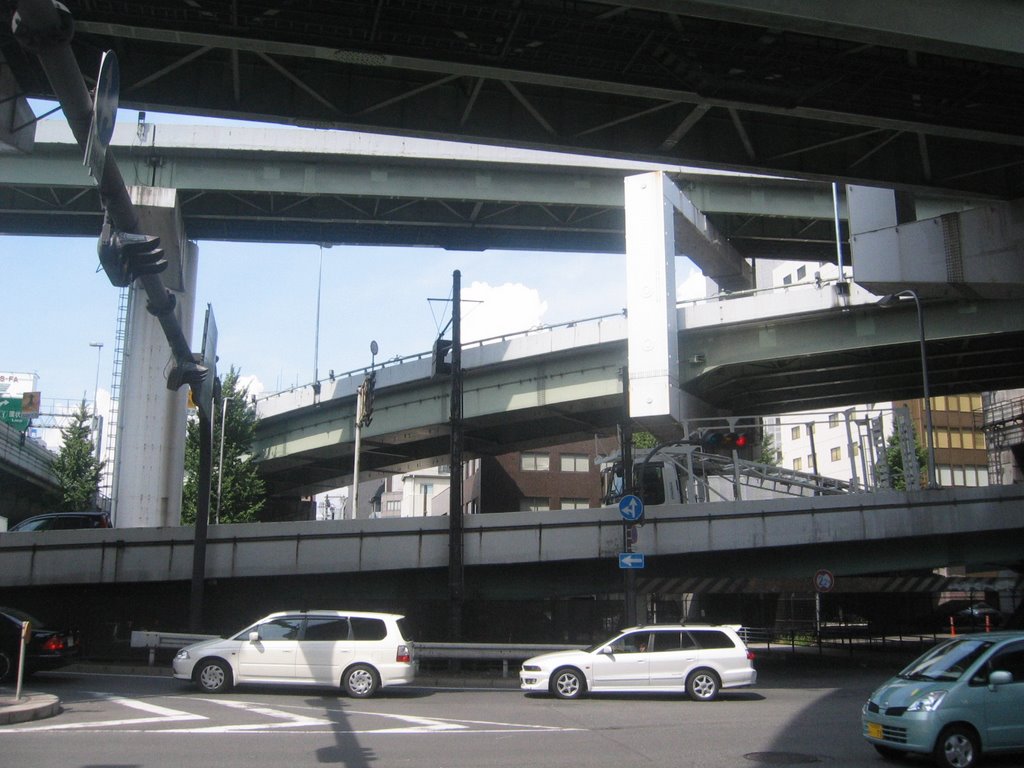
[618, 494, 644, 522]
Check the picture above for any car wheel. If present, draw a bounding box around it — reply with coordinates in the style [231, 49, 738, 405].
[194, 659, 232, 693]
[344, 664, 379, 698]
[551, 667, 585, 699]
[873, 744, 907, 761]
[686, 668, 721, 702]
[0, 650, 12, 682]
[934, 726, 979, 768]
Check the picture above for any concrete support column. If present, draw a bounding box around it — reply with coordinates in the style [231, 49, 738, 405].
[111, 187, 196, 527]
[625, 172, 680, 429]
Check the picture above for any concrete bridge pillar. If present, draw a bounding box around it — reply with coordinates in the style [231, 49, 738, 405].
[624, 172, 735, 433]
[110, 187, 195, 528]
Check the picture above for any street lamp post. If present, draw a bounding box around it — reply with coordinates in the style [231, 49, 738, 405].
[215, 396, 232, 524]
[877, 289, 938, 489]
[89, 342, 104, 460]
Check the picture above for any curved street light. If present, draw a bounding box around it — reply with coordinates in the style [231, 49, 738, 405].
[877, 289, 938, 489]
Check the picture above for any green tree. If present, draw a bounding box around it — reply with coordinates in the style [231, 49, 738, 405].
[631, 430, 657, 451]
[759, 432, 780, 466]
[181, 367, 266, 524]
[883, 429, 929, 490]
[51, 399, 104, 510]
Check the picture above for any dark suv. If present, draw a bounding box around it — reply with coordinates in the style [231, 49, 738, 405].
[8, 511, 112, 532]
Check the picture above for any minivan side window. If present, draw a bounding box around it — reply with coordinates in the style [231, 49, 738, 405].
[304, 617, 350, 641]
[350, 617, 388, 641]
[258, 617, 303, 641]
[689, 630, 737, 649]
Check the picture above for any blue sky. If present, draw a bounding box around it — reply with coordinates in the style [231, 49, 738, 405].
[4, 103, 703, 446]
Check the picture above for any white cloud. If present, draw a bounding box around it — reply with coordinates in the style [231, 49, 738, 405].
[677, 269, 707, 301]
[235, 374, 265, 400]
[460, 281, 549, 342]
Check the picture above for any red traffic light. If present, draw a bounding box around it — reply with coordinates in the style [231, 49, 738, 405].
[700, 430, 749, 450]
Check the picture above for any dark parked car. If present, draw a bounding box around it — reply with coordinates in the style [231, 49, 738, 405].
[0, 607, 81, 682]
[8, 510, 112, 532]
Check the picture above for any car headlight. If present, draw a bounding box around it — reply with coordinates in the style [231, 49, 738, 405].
[907, 690, 947, 712]
[522, 664, 541, 672]
[175, 649, 191, 661]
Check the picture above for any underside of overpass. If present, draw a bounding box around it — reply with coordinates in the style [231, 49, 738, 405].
[4, 1, 1023, 200]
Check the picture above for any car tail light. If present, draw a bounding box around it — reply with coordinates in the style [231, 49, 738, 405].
[42, 635, 67, 652]
[396, 644, 411, 663]
[747, 650, 756, 662]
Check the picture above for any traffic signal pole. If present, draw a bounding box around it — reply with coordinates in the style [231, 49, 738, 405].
[13, 0, 198, 384]
[448, 270, 464, 644]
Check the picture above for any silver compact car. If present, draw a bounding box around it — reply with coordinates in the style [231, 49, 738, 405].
[173, 610, 415, 697]
[520, 624, 756, 700]
[862, 631, 1024, 768]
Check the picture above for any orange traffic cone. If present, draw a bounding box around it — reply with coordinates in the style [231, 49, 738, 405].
[950, 616, 956, 637]
[985, 615, 991, 633]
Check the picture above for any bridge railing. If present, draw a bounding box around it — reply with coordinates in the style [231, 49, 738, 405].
[255, 310, 627, 406]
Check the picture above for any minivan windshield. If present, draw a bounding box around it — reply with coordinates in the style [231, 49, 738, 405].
[898, 638, 993, 682]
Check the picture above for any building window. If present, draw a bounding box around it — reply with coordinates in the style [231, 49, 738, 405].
[521, 453, 550, 471]
[783, 274, 793, 285]
[791, 426, 801, 440]
[560, 454, 589, 472]
[828, 413, 840, 428]
[830, 446, 842, 462]
[561, 498, 589, 510]
[520, 497, 550, 512]
[793, 457, 803, 471]
[385, 500, 401, 512]
[796, 265, 807, 280]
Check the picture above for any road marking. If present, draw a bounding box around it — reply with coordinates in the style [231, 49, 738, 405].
[1, 695, 584, 736]
[160, 698, 332, 733]
[1, 694, 206, 732]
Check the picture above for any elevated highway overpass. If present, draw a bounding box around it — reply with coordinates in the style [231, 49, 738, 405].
[4, 1, 1023, 200]
[0, 120, 993, 267]
[3, 484, 1022, 599]
[253, 281, 1024, 498]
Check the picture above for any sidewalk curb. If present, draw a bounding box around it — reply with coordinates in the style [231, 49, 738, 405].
[0, 691, 61, 725]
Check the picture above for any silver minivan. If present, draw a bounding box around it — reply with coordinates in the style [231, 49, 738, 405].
[862, 631, 1024, 768]
[173, 610, 415, 697]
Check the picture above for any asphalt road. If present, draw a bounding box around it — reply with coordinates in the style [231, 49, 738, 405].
[0, 659, 913, 768]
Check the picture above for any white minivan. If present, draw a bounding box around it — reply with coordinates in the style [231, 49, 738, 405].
[173, 610, 415, 697]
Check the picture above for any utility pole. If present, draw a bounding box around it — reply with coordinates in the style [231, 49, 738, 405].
[448, 270, 464, 644]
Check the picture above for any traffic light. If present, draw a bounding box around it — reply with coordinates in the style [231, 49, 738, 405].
[700, 429, 750, 452]
[357, 372, 376, 427]
[431, 338, 452, 378]
[97, 215, 166, 287]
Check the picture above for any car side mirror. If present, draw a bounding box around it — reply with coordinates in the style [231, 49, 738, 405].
[989, 670, 1013, 688]
[598, 646, 614, 655]
[248, 631, 260, 643]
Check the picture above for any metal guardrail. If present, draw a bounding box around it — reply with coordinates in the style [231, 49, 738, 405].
[125, 628, 950, 676]
[126, 632, 579, 676]
[414, 642, 581, 677]
[130, 630, 218, 666]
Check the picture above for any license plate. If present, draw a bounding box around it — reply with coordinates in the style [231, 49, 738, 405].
[67, 636, 75, 648]
[867, 722, 883, 739]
